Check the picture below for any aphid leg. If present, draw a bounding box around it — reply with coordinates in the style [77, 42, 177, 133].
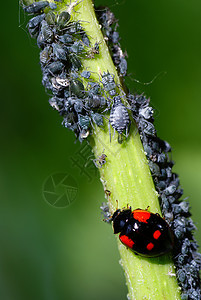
[93, 158, 101, 168]
[118, 133, 123, 144]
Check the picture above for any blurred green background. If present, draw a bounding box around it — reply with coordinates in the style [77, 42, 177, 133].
[1, 0, 201, 299]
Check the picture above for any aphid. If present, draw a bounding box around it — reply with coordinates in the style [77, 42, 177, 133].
[49, 2, 57, 10]
[112, 31, 119, 44]
[97, 8, 116, 39]
[138, 119, 156, 136]
[70, 79, 85, 98]
[69, 53, 82, 70]
[52, 43, 67, 61]
[24, 1, 49, 14]
[63, 111, 77, 129]
[86, 94, 107, 110]
[101, 71, 116, 96]
[139, 106, 154, 120]
[45, 11, 56, 25]
[112, 45, 127, 76]
[46, 61, 64, 74]
[40, 46, 52, 65]
[49, 96, 64, 111]
[69, 41, 84, 54]
[119, 57, 127, 77]
[79, 129, 90, 141]
[74, 99, 84, 113]
[86, 42, 100, 59]
[82, 33, 90, 46]
[57, 11, 71, 29]
[37, 20, 54, 48]
[51, 74, 69, 91]
[81, 70, 91, 79]
[28, 13, 45, 37]
[42, 71, 52, 89]
[109, 96, 130, 135]
[58, 33, 73, 44]
[111, 207, 174, 257]
[93, 152, 107, 168]
[91, 112, 104, 127]
[77, 114, 90, 130]
[88, 82, 101, 96]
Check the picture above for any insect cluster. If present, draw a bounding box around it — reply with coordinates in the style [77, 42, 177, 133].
[126, 93, 201, 299]
[22, 1, 132, 142]
[96, 7, 128, 77]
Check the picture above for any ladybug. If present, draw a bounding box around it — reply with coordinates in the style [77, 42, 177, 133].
[111, 207, 174, 257]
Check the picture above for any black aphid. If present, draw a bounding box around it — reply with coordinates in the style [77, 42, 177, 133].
[101, 71, 117, 96]
[28, 13, 45, 37]
[93, 152, 107, 168]
[24, 1, 49, 14]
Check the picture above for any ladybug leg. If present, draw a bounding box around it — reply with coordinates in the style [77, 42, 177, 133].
[145, 205, 150, 211]
[126, 203, 132, 210]
[103, 215, 113, 223]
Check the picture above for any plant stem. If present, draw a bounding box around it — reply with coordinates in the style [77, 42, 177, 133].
[65, 0, 182, 298]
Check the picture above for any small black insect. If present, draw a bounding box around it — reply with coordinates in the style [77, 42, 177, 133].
[93, 152, 107, 168]
[24, 1, 49, 14]
[101, 71, 116, 96]
[52, 43, 67, 61]
[91, 112, 103, 127]
[57, 11, 71, 29]
[81, 70, 91, 79]
[28, 13, 45, 37]
[45, 11, 56, 25]
[109, 96, 130, 136]
[70, 79, 85, 98]
[86, 42, 100, 59]
[37, 20, 54, 48]
[40, 45, 52, 65]
[46, 61, 64, 74]
[57, 33, 73, 44]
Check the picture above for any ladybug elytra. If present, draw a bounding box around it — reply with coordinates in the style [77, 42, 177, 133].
[111, 208, 174, 257]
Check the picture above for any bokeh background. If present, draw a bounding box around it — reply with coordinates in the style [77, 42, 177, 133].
[1, 0, 201, 299]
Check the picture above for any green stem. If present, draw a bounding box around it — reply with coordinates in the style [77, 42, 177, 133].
[68, 1, 182, 297]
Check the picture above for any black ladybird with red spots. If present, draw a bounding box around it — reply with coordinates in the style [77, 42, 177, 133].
[111, 208, 174, 257]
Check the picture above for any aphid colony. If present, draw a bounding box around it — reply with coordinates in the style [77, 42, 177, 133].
[126, 93, 200, 299]
[96, 7, 127, 77]
[22, 1, 130, 142]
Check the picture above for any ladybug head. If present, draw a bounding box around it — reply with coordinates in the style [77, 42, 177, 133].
[111, 208, 132, 234]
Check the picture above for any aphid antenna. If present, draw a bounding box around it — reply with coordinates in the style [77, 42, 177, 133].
[84, 154, 96, 168]
[67, 0, 84, 15]
[109, 0, 127, 8]
[18, 0, 27, 28]
[129, 71, 167, 86]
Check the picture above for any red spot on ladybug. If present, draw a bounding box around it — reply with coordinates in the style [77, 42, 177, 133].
[120, 235, 135, 248]
[110, 207, 174, 257]
[146, 242, 154, 251]
[132, 210, 151, 223]
[153, 230, 161, 240]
